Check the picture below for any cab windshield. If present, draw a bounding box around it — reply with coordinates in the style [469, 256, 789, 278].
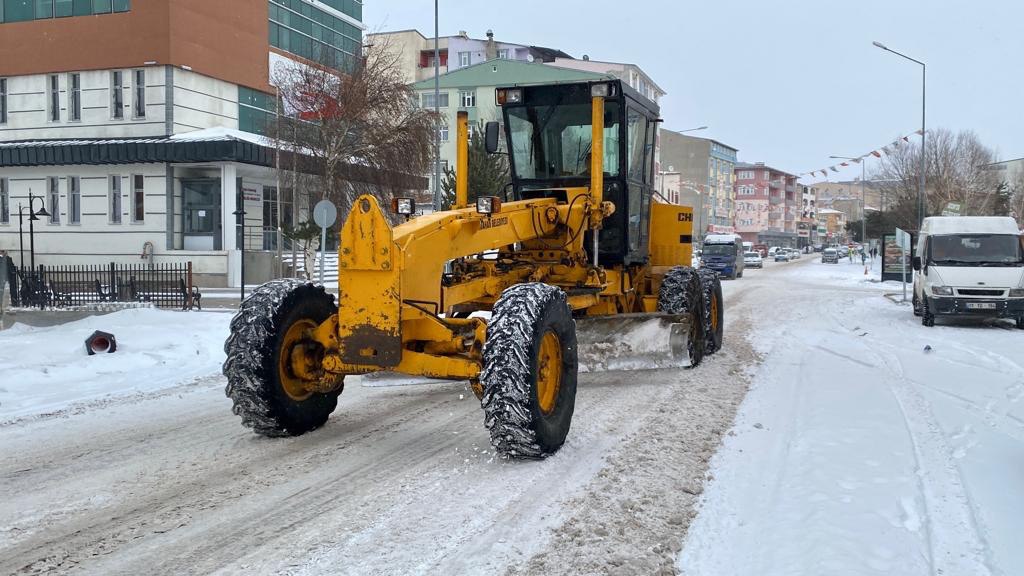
[928, 234, 1024, 266]
[703, 244, 735, 257]
[506, 101, 620, 181]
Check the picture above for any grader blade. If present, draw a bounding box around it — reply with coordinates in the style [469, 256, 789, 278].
[575, 313, 693, 373]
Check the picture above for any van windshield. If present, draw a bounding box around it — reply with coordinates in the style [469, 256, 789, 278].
[703, 244, 734, 257]
[928, 234, 1024, 266]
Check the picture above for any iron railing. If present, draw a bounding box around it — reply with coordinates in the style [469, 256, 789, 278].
[12, 262, 200, 310]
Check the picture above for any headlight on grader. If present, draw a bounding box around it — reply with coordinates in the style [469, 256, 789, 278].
[476, 196, 501, 215]
[391, 197, 416, 217]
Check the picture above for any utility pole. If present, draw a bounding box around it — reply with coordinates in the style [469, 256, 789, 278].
[432, 0, 441, 211]
[873, 41, 926, 228]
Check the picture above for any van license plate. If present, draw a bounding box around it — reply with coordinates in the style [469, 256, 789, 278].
[966, 302, 996, 310]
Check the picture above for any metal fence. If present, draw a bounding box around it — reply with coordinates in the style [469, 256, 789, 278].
[12, 262, 200, 310]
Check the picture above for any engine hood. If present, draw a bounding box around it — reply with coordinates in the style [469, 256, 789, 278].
[928, 265, 1024, 289]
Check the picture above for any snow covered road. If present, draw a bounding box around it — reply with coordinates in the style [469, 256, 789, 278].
[680, 258, 1024, 575]
[0, 273, 760, 575]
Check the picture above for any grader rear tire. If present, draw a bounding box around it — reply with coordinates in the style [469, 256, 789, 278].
[697, 269, 724, 354]
[223, 279, 342, 437]
[481, 283, 578, 459]
[658, 266, 706, 367]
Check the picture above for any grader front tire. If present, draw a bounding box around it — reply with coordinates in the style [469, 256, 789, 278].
[658, 266, 706, 367]
[481, 283, 578, 459]
[223, 279, 342, 437]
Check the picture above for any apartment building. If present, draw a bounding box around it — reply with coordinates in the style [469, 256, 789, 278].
[0, 0, 372, 286]
[733, 162, 799, 246]
[369, 29, 571, 84]
[658, 130, 737, 236]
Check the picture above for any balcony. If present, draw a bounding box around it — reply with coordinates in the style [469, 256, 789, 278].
[769, 180, 782, 189]
[785, 184, 795, 193]
[769, 195, 783, 205]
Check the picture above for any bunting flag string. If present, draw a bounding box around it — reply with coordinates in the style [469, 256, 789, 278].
[798, 129, 925, 178]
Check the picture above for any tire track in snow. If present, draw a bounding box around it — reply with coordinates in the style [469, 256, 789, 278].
[870, 347, 995, 576]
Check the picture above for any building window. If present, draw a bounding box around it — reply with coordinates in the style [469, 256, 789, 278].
[111, 70, 123, 119]
[92, 0, 111, 13]
[112, 0, 128, 12]
[420, 92, 449, 108]
[497, 48, 509, 59]
[109, 175, 122, 223]
[459, 90, 475, 108]
[68, 176, 80, 224]
[0, 178, 8, 224]
[737, 170, 754, 180]
[48, 74, 60, 122]
[48, 176, 60, 223]
[0, 78, 7, 124]
[438, 124, 449, 142]
[36, 0, 54, 18]
[68, 72, 81, 121]
[133, 69, 145, 118]
[458, 51, 471, 67]
[131, 174, 144, 222]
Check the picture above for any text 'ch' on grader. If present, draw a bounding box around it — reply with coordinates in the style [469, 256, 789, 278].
[223, 79, 725, 458]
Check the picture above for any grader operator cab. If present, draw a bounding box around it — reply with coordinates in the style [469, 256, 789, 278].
[223, 79, 725, 459]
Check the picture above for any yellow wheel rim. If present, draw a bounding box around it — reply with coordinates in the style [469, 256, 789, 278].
[278, 318, 317, 401]
[710, 292, 719, 332]
[536, 331, 563, 416]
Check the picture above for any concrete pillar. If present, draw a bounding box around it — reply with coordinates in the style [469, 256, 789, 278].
[221, 163, 239, 286]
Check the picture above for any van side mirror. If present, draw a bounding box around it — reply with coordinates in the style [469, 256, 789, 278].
[484, 122, 500, 154]
[912, 256, 922, 271]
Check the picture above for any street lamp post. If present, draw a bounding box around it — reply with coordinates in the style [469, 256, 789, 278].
[873, 41, 926, 228]
[830, 155, 867, 245]
[25, 191, 50, 272]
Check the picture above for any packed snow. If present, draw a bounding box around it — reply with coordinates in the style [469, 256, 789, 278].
[679, 257, 1023, 576]
[1, 256, 1021, 575]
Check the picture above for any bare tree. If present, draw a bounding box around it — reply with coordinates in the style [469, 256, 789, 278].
[270, 38, 437, 216]
[870, 128, 1005, 229]
[1009, 170, 1024, 228]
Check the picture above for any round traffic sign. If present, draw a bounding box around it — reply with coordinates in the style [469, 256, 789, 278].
[313, 199, 337, 228]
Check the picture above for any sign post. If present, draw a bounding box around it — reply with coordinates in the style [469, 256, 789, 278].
[312, 200, 337, 285]
[895, 227, 911, 302]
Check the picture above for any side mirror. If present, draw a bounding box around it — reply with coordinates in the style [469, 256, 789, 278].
[484, 121, 500, 154]
[912, 256, 922, 271]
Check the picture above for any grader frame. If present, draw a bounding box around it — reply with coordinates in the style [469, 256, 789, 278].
[223, 79, 722, 458]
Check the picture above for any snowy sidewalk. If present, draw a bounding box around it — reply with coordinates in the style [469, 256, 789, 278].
[680, 260, 1022, 575]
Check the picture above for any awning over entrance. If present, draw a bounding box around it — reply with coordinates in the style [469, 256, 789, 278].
[0, 133, 273, 168]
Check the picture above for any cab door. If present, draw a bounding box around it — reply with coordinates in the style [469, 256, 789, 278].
[624, 104, 656, 264]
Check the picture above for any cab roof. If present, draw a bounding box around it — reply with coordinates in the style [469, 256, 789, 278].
[920, 216, 1021, 235]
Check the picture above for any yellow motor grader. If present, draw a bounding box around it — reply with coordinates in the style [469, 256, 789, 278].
[223, 79, 724, 458]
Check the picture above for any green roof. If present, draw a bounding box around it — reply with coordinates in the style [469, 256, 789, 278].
[412, 59, 608, 91]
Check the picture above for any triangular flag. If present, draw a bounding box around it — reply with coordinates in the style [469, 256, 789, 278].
[893, 139, 900, 147]
[852, 158, 862, 163]
[902, 136, 910, 142]
[830, 166, 839, 173]
[871, 150, 882, 158]
[882, 146, 891, 155]
[840, 162, 849, 167]
[915, 129, 924, 135]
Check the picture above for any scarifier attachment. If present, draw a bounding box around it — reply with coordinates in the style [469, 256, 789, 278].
[575, 313, 693, 372]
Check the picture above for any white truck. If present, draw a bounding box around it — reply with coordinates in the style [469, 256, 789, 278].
[912, 216, 1024, 328]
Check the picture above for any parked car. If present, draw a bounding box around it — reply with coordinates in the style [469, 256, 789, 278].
[743, 251, 763, 268]
[821, 248, 839, 263]
[774, 250, 791, 262]
[813, 244, 824, 252]
[768, 246, 781, 257]
[836, 245, 850, 257]
[789, 248, 801, 260]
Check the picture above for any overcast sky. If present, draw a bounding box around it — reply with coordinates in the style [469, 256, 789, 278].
[365, 0, 1023, 183]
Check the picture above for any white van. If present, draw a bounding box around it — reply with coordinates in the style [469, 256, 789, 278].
[912, 216, 1024, 328]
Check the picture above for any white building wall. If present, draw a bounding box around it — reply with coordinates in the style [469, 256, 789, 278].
[0, 67, 168, 141]
[171, 69, 239, 134]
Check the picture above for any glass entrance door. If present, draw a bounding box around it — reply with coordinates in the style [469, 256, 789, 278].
[182, 179, 221, 250]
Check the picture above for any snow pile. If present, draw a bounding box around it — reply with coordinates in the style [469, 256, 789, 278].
[0, 309, 229, 420]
